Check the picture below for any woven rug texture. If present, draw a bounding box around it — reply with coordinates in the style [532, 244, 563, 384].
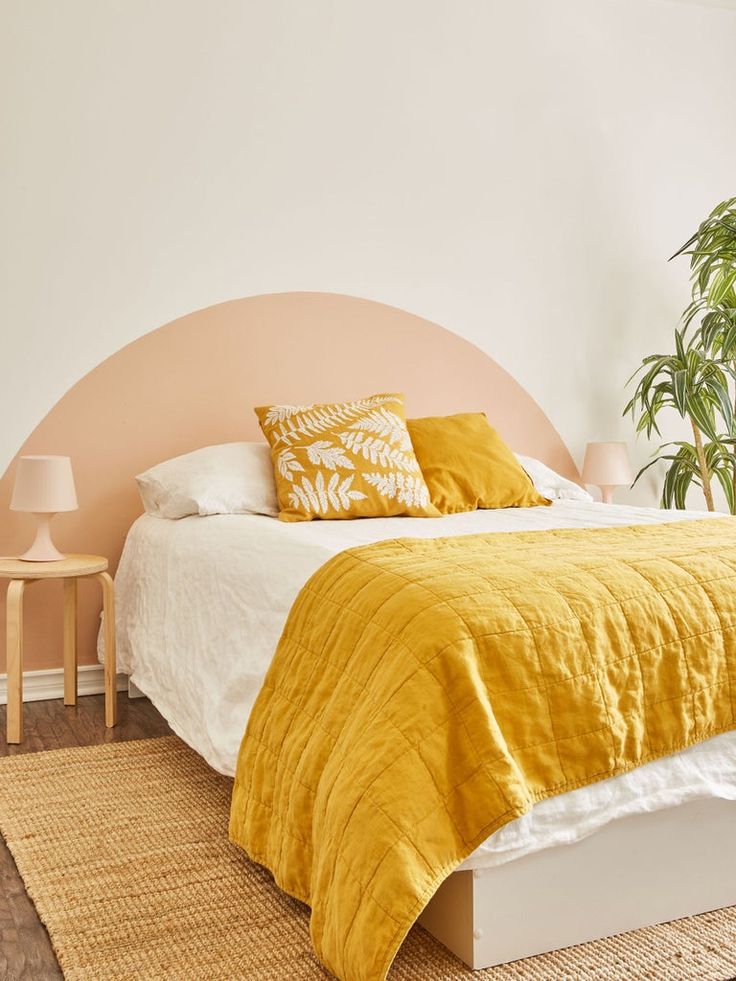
[0, 736, 734, 980]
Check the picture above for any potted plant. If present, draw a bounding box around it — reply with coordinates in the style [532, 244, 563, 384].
[625, 196, 736, 512]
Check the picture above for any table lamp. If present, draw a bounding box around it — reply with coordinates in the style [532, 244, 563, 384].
[582, 442, 632, 504]
[10, 455, 78, 561]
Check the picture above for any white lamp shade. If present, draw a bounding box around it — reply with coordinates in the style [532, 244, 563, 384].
[10, 455, 78, 513]
[582, 442, 632, 488]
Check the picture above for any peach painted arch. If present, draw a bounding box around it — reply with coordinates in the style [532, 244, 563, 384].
[0, 292, 577, 673]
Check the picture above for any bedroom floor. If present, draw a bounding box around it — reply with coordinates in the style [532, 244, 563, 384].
[0, 694, 172, 981]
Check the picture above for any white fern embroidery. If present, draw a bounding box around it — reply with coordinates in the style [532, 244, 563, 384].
[339, 431, 418, 471]
[364, 472, 430, 507]
[263, 394, 433, 515]
[276, 449, 304, 481]
[305, 440, 355, 471]
[270, 395, 398, 447]
[288, 475, 320, 513]
[288, 472, 366, 514]
[347, 407, 412, 449]
[330, 473, 367, 509]
[264, 404, 311, 426]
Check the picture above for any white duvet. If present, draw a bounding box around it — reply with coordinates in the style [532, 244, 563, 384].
[105, 500, 736, 869]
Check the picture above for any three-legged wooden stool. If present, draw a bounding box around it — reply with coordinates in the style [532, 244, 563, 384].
[1, 554, 117, 744]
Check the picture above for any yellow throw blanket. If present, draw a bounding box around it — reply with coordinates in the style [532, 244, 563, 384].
[229, 519, 736, 980]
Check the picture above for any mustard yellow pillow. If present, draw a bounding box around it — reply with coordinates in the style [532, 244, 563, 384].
[256, 393, 440, 522]
[407, 413, 551, 513]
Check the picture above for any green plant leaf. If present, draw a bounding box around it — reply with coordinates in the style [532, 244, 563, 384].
[673, 370, 687, 415]
[628, 196, 736, 512]
[713, 464, 735, 514]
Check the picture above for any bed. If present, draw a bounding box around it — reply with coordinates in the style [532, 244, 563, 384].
[2, 292, 734, 975]
[108, 498, 736, 971]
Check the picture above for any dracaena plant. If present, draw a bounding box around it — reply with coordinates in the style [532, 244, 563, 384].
[625, 196, 736, 513]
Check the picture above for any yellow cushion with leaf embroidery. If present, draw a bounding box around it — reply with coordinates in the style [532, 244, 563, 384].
[256, 393, 440, 521]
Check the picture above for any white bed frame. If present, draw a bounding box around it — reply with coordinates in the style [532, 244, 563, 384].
[418, 796, 736, 969]
[128, 680, 736, 970]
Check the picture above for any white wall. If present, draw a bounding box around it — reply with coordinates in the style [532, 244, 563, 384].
[2, 0, 735, 506]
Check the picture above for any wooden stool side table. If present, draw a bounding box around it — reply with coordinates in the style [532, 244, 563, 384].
[1, 554, 117, 744]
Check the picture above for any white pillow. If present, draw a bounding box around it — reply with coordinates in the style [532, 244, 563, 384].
[136, 442, 279, 519]
[515, 454, 593, 502]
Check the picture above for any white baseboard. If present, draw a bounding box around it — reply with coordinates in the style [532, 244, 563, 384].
[0, 664, 128, 705]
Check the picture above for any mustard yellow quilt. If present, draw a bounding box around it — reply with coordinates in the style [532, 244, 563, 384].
[229, 518, 736, 981]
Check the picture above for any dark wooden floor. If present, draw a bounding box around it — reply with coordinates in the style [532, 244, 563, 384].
[0, 694, 172, 981]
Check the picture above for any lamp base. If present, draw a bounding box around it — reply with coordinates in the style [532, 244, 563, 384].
[18, 513, 66, 562]
[599, 486, 615, 505]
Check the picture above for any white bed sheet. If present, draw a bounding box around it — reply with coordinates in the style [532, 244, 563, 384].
[103, 500, 736, 870]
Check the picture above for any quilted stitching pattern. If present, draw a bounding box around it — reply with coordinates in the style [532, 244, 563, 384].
[229, 518, 736, 981]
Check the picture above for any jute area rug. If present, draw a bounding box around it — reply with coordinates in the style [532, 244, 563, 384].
[0, 736, 734, 981]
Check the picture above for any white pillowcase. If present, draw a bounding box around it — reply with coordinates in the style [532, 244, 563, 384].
[136, 442, 279, 519]
[515, 454, 593, 502]
[135, 444, 588, 521]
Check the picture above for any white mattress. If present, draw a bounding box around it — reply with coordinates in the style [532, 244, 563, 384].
[104, 500, 736, 870]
